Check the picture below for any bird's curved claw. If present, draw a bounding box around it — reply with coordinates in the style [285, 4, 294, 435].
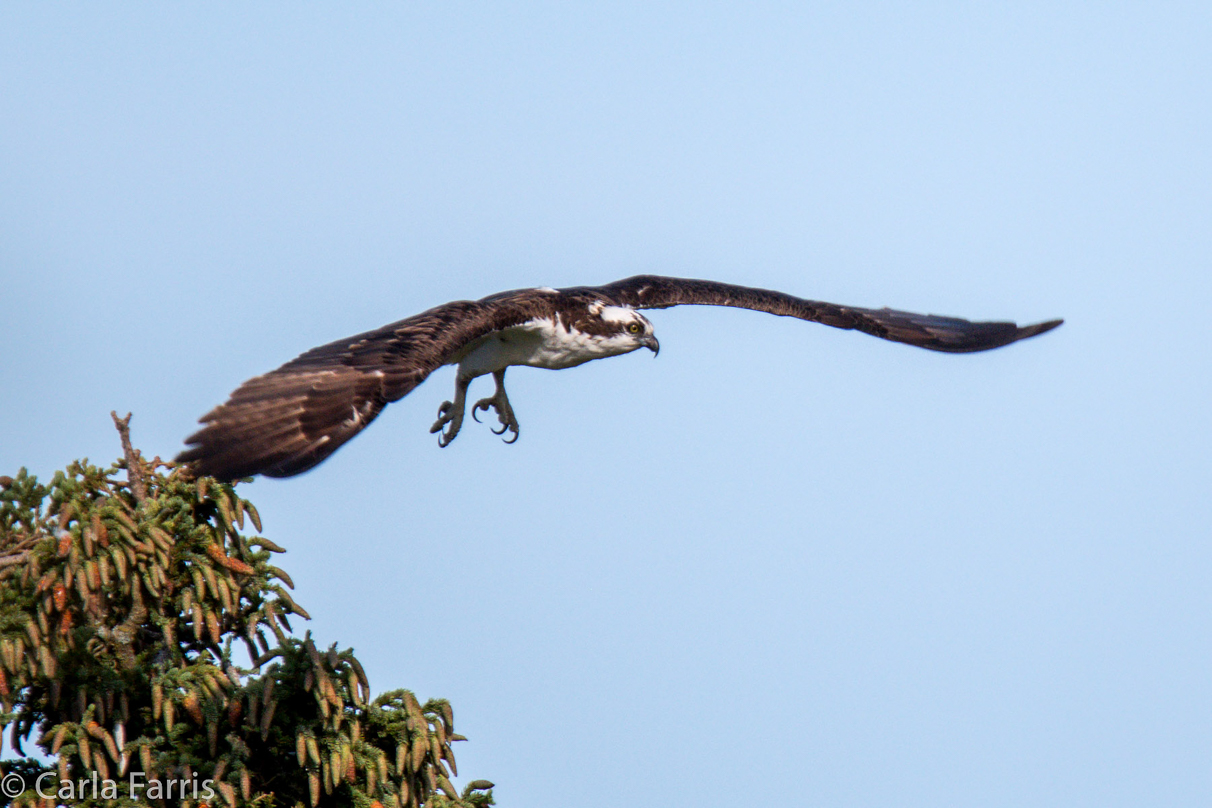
[473, 394, 520, 445]
[429, 400, 463, 447]
[471, 399, 489, 423]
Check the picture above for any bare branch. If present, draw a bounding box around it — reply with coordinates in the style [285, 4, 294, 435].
[111, 411, 148, 504]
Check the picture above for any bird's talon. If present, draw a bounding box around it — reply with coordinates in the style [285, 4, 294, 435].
[430, 396, 467, 446]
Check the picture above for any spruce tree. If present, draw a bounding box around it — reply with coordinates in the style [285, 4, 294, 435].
[0, 414, 494, 807]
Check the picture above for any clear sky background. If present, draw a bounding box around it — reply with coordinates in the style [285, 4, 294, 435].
[2, 4, 1209, 806]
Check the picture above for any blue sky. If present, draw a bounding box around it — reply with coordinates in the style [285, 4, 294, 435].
[2, 4, 1209, 806]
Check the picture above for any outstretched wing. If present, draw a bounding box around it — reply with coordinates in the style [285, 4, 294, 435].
[181, 275, 1062, 481]
[178, 290, 555, 480]
[589, 275, 1063, 353]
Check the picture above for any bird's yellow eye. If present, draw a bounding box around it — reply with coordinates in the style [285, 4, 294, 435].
[627, 323, 641, 334]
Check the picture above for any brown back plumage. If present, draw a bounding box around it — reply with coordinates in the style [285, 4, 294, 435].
[178, 276, 1062, 480]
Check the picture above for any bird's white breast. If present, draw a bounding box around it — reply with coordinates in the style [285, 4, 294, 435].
[455, 316, 636, 378]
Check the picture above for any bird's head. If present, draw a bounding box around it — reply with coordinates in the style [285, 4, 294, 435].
[586, 303, 660, 357]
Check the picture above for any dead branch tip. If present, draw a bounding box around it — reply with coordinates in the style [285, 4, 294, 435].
[110, 411, 149, 504]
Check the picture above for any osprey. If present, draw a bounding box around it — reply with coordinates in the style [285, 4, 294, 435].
[178, 275, 1062, 480]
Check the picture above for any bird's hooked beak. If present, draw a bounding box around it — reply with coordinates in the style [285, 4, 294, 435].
[641, 335, 660, 356]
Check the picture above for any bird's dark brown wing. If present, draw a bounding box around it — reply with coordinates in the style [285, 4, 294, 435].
[181, 275, 1062, 481]
[588, 275, 1063, 353]
[177, 291, 559, 480]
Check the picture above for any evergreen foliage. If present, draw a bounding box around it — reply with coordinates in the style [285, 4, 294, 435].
[0, 417, 494, 807]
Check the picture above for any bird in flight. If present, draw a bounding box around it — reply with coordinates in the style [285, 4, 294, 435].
[178, 275, 1062, 481]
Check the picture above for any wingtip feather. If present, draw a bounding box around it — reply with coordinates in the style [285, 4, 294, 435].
[1017, 318, 1064, 341]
